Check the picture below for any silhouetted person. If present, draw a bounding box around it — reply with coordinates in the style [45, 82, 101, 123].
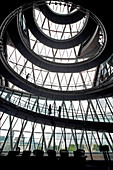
[48, 104, 52, 115]
[26, 73, 30, 80]
[58, 106, 61, 118]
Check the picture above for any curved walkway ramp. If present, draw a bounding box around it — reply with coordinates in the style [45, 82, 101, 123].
[0, 54, 113, 100]
[38, 2, 86, 24]
[0, 41, 113, 101]
[24, 8, 96, 49]
[7, 14, 107, 73]
[0, 87, 113, 133]
[0, 1, 113, 100]
[23, 8, 101, 59]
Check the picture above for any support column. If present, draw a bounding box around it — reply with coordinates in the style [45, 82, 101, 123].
[64, 128, 67, 150]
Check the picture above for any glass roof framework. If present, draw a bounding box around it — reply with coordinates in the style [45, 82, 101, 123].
[25, 2, 106, 64]
[0, 86, 113, 122]
[32, 11, 87, 63]
[7, 45, 97, 91]
[0, 0, 113, 159]
[6, 0, 106, 92]
[32, 2, 105, 64]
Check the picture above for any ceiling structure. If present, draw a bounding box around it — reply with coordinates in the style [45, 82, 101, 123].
[0, 0, 113, 159]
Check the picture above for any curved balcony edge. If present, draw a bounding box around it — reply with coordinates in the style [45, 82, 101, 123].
[7, 14, 109, 73]
[24, 8, 94, 49]
[0, 97, 113, 132]
[0, 49, 113, 100]
[37, 2, 86, 24]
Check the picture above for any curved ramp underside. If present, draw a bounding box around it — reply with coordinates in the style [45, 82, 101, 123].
[7, 15, 109, 73]
[0, 96, 113, 133]
[38, 3, 86, 24]
[0, 48, 113, 101]
[24, 8, 96, 49]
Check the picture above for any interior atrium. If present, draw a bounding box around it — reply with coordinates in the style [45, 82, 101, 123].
[0, 0, 113, 169]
